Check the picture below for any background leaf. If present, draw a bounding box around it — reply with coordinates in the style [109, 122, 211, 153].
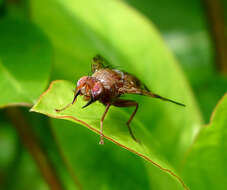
[0, 118, 49, 190]
[0, 19, 52, 108]
[124, 0, 227, 122]
[0, 0, 225, 189]
[30, 0, 204, 189]
[32, 80, 188, 189]
[50, 118, 151, 190]
[182, 93, 227, 190]
[30, 0, 203, 163]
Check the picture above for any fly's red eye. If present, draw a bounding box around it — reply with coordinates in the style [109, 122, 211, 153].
[92, 82, 103, 98]
[77, 76, 88, 87]
[93, 83, 100, 92]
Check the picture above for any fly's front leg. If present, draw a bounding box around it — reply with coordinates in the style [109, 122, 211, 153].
[100, 104, 111, 145]
[112, 99, 139, 142]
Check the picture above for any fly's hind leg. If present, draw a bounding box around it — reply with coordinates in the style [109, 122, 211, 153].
[112, 99, 139, 142]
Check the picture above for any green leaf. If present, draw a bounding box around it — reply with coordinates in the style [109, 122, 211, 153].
[9, 151, 49, 190]
[0, 19, 52, 108]
[50, 118, 151, 190]
[32, 80, 188, 189]
[30, 0, 202, 163]
[182, 93, 227, 190]
[24, 113, 82, 190]
[30, 0, 203, 188]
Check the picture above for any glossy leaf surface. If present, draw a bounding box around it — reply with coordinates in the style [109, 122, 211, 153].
[0, 19, 51, 108]
[183, 93, 227, 190]
[30, 0, 204, 189]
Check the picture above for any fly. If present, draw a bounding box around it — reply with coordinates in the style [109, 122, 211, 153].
[56, 55, 185, 144]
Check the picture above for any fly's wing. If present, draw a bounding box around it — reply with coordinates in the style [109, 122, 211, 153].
[120, 73, 185, 107]
[91, 54, 114, 73]
[120, 72, 150, 92]
[91, 55, 185, 106]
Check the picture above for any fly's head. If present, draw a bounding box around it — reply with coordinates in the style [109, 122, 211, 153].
[74, 76, 104, 108]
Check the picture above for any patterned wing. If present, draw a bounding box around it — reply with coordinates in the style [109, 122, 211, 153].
[91, 54, 113, 73]
[120, 72, 185, 107]
[121, 72, 150, 92]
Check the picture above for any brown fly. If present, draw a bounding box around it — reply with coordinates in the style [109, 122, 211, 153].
[56, 55, 185, 144]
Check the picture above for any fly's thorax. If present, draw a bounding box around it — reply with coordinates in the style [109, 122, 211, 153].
[92, 68, 124, 91]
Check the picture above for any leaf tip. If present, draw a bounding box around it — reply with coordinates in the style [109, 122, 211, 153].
[29, 107, 35, 112]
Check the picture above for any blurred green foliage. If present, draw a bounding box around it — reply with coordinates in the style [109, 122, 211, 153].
[183, 94, 227, 189]
[125, 0, 227, 122]
[0, 0, 227, 190]
[0, 19, 51, 107]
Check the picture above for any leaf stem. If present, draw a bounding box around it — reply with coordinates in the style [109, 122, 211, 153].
[5, 107, 64, 190]
[49, 120, 83, 190]
[203, 0, 227, 74]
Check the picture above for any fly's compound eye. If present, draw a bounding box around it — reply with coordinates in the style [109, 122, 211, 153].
[77, 76, 88, 87]
[92, 82, 103, 100]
